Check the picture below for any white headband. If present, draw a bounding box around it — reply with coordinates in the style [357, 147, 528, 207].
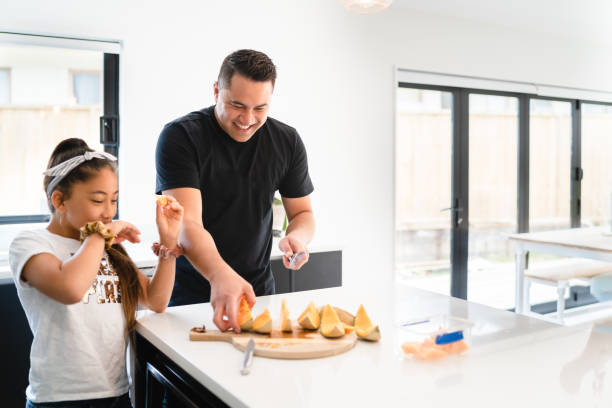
[43, 151, 117, 197]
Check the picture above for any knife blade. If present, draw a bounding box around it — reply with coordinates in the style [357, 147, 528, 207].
[288, 251, 306, 269]
[240, 338, 255, 375]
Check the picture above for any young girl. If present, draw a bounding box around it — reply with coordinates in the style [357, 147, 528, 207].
[9, 138, 184, 408]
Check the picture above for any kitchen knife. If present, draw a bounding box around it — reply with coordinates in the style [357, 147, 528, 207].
[288, 251, 306, 269]
[240, 338, 255, 375]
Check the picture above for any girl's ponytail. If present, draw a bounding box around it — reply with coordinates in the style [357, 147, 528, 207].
[106, 243, 142, 344]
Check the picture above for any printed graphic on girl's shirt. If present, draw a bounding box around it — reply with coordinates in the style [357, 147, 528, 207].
[81, 253, 122, 304]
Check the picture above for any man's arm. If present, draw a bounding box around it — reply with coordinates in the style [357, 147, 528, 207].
[279, 195, 315, 270]
[163, 187, 256, 332]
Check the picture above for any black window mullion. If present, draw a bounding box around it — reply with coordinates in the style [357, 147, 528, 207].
[101, 53, 120, 157]
[518, 95, 530, 233]
[570, 100, 582, 228]
[450, 89, 469, 300]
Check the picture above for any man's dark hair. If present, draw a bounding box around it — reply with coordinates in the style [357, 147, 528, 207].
[217, 49, 276, 89]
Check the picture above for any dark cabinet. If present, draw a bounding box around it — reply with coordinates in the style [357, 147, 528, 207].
[0, 282, 33, 407]
[271, 250, 342, 294]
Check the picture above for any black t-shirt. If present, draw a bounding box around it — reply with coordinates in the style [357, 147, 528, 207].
[155, 106, 314, 305]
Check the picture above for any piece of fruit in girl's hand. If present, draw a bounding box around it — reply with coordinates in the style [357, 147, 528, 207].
[156, 195, 168, 207]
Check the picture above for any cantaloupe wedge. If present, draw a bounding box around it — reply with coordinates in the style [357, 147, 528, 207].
[318, 306, 355, 327]
[253, 307, 272, 334]
[298, 301, 320, 330]
[238, 297, 253, 331]
[354, 304, 381, 341]
[320, 304, 345, 338]
[343, 323, 355, 334]
[156, 195, 168, 207]
[280, 299, 292, 332]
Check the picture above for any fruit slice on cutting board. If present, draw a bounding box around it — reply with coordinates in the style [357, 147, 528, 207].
[318, 306, 355, 327]
[354, 304, 381, 342]
[320, 304, 346, 338]
[298, 301, 320, 330]
[280, 299, 293, 332]
[343, 323, 355, 334]
[238, 297, 253, 331]
[253, 307, 273, 334]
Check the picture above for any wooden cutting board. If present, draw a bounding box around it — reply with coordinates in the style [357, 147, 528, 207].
[189, 326, 357, 359]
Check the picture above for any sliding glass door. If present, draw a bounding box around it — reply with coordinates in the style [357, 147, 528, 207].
[467, 94, 518, 308]
[395, 87, 453, 295]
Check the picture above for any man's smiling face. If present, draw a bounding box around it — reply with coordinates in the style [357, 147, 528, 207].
[214, 73, 273, 142]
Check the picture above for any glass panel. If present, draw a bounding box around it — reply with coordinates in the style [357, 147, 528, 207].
[582, 103, 612, 230]
[0, 44, 103, 217]
[528, 98, 573, 300]
[72, 72, 101, 105]
[395, 88, 452, 295]
[467, 94, 518, 309]
[0, 68, 9, 104]
[529, 99, 572, 234]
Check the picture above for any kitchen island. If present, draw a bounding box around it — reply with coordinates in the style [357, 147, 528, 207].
[134, 285, 612, 407]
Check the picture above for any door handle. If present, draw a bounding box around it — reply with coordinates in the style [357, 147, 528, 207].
[441, 199, 463, 227]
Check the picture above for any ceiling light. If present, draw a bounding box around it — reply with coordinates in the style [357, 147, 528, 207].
[339, 0, 393, 14]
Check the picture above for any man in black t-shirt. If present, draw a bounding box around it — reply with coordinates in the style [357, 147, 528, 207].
[155, 49, 315, 332]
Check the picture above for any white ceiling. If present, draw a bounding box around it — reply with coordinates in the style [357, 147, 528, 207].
[392, 0, 612, 45]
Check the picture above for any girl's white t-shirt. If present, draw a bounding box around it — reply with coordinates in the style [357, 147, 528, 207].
[9, 229, 129, 403]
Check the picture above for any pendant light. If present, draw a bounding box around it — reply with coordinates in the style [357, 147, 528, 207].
[339, 0, 393, 14]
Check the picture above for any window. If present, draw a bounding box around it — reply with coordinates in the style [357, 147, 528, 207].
[467, 94, 518, 308]
[396, 70, 612, 312]
[529, 99, 572, 232]
[0, 68, 9, 104]
[0, 34, 120, 224]
[71, 71, 101, 105]
[582, 103, 612, 228]
[395, 88, 452, 295]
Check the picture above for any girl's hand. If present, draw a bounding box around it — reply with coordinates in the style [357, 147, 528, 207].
[104, 220, 141, 244]
[156, 195, 184, 248]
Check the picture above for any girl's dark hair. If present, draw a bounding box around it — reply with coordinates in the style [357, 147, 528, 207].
[44, 138, 117, 212]
[107, 244, 142, 343]
[45, 138, 141, 342]
[217, 49, 276, 89]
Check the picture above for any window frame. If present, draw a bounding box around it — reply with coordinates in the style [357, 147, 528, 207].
[0, 33, 121, 225]
[396, 80, 612, 305]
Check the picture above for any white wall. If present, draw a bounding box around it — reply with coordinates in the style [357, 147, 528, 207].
[2, 0, 611, 293]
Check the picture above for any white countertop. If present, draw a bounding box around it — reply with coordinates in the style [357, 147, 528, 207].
[135, 285, 612, 407]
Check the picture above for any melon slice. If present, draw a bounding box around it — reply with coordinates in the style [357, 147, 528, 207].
[401, 341, 422, 355]
[253, 307, 272, 334]
[238, 297, 253, 331]
[343, 323, 355, 334]
[318, 306, 355, 327]
[156, 195, 168, 207]
[320, 304, 345, 338]
[354, 304, 381, 342]
[298, 301, 320, 330]
[436, 338, 469, 354]
[416, 346, 447, 360]
[280, 299, 292, 332]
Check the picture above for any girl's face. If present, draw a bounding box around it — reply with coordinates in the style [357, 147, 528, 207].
[55, 166, 118, 233]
